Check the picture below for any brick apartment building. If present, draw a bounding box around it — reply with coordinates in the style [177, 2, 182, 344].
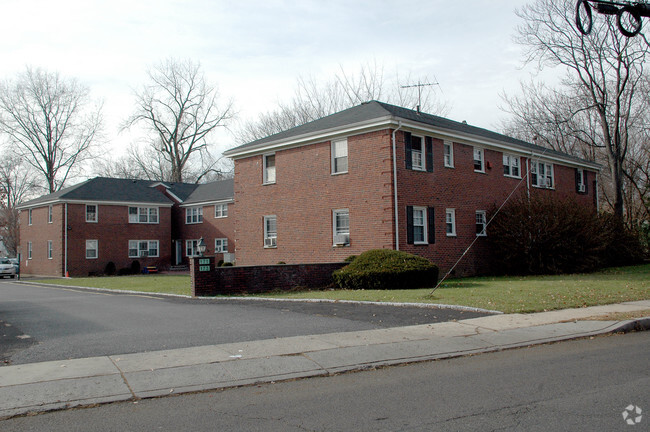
[17, 178, 234, 277]
[19, 101, 599, 277]
[224, 101, 599, 276]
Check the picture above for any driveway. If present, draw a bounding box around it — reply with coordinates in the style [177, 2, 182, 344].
[0, 281, 492, 365]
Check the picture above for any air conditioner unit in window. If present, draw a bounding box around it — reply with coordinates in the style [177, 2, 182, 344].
[545, 178, 552, 188]
[264, 237, 277, 248]
[333, 234, 350, 246]
[578, 184, 586, 193]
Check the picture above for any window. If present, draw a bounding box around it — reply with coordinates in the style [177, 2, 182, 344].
[332, 139, 348, 174]
[28, 209, 32, 225]
[185, 207, 203, 224]
[47, 241, 53, 259]
[446, 209, 457, 236]
[215, 204, 228, 218]
[531, 161, 554, 188]
[503, 154, 520, 178]
[86, 204, 97, 223]
[86, 240, 98, 259]
[333, 209, 350, 246]
[411, 136, 424, 171]
[128, 207, 159, 224]
[476, 211, 487, 236]
[473, 148, 484, 172]
[185, 239, 200, 257]
[443, 141, 454, 168]
[576, 168, 586, 193]
[129, 240, 159, 258]
[412, 207, 427, 244]
[263, 154, 276, 184]
[214, 238, 228, 253]
[264, 215, 277, 248]
[407, 206, 434, 245]
[48, 205, 53, 223]
[28, 241, 32, 259]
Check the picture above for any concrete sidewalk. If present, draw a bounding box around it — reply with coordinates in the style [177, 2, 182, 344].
[1, 300, 648, 419]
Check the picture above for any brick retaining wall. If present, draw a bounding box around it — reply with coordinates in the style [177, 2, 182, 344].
[190, 257, 347, 296]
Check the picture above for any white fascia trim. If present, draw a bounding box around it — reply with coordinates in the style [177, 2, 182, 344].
[18, 199, 174, 210]
[397, 119, 601, 171]
[223, 116, 394, 159]
[225, 115, 600, 171]
[180, 198, 234, 208]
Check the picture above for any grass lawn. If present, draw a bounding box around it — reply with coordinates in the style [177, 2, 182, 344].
[35, 275, 192, 296]
[33, 264, 649, 314]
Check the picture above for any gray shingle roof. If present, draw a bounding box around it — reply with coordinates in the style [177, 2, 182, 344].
[183, 178, 234, 205]
[225, 100, 598, 168]
[18, 177, 176, 208]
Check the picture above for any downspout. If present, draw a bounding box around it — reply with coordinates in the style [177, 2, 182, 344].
[64, 203, 68, 277]
[391, 121, 403, 251]
[526, 155, 531, 199]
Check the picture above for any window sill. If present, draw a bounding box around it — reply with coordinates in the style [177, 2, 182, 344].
[474, 169, 486, 174]
[331, 171, 348, 176]
[446, 234, 457, 237]
[444, 164, 455, 169]
[262, 181, 276, 186]
[214, 216, 228, 219]
[263, 246, 277, 249]
[532, 185, 555, 190]
[504, 174, 521, 179]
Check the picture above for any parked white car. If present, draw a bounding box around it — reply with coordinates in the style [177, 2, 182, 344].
[0, 258, 16, 278]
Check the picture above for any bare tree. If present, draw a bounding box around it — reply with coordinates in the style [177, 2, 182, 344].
[124, 58, 234, 183]
[0, 155, 38, 256]
[506, 0, 649, 221]
[0, 67, 103, 193]
[237, 62, 450, 143]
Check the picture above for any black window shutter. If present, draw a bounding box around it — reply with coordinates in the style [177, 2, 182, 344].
[575, 169, 580, 193]
[405, 132, 412, 170]
[406, 206, 414, 244]
[425, 137, 433, 173]
[583, 171, 588, 194]
[427, 206, 435, 244]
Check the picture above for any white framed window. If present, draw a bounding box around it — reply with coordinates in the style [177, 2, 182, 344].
[576, 168, 586, 193]
[86, 204, 98, 223]
[476, 211, 487, 237]
[86, 240, 98, 259]
[446, 209, 457, 237]
[411, 135, 424, 171]
[443, 141, 454, 168]
[129, 240, 159, 258]
[531, 161, 554, 189]
[185, 239, 200, 257]
[47, 240, 53, 259]
[333, 209, 350, 246]
[185, 207, 203, 224]
[503, 154, 520, 178]
[332, 139, 348, 174]
[412, 206, 428, 244]
[128, 207, 159, 224]
[215, 204, 228, 218]
[473, 148, 484, 172]
[28, 209, 33, 225]
[48, 205, 53, 223]
[214, 238, 228, 253]
[264, 215, 277, 248]
[28, 241, 32, 259]
[263, 154, 276, 184]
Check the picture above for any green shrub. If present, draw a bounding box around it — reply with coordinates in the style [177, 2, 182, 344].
[332, 249, 438, 290]
[104, 261, 116, 276]
[130, 260, 141, 274]
[344, 255, 358, 263]
[487, 195, 644, 275]
[222, 262, 234, 267]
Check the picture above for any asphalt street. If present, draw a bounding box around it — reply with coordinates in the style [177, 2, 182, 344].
[0, 280, 490, 365]
[3, 330, 647, 431]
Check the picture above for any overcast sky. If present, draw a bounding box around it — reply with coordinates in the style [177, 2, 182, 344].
[1, 0, 557, 158]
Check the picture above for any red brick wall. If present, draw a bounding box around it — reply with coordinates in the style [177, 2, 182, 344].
[233, 131, 395, 266]
[178, 202, 235, 264]
[190, 256, 347, 296]
[19, 204, 65, 276]
[232, 129, 598, 277]
[20, 203, 173, 277]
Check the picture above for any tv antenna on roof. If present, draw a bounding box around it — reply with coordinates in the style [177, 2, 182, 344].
[401, 79, 439, 113]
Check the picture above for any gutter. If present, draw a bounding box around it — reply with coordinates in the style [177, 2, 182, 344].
[392, 121, 403, 251]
